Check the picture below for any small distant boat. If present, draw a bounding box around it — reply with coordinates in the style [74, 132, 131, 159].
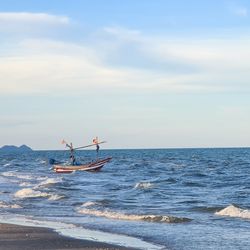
[53, 137, 111, 174]
[53, 157, 112, 173]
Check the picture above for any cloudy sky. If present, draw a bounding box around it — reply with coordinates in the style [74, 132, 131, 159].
[1, 0, 250, 150]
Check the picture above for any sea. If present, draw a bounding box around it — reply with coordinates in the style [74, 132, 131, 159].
[0, 148, 250, 250]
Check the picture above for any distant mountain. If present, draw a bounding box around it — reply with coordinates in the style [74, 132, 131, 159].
[0, 144, 33, 153]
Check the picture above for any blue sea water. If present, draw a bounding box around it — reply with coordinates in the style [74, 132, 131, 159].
[0, 148, 250, 249]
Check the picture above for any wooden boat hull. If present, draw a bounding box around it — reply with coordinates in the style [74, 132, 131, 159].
[53, 157, 112, 173]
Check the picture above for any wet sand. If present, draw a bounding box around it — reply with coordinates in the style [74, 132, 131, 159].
[0, 223, 133, 250]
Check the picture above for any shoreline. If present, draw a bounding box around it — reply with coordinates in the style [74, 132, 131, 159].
[0, 222, 135, 250]
[0, 215, 162, 250]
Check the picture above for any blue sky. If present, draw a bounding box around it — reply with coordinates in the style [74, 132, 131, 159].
[1, 0, 250, 149]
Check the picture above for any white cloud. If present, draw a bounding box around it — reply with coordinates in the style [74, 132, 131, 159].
[146, 38, 250, 71]
[0, 39, 136, 94]
[1, 26, 250, 96]
[103, 26, 141, 41]
[0, 39, 227, 95]
[234, 7, 248, 17]
[227, 3, 248, 17]
[0, 12, 70, 25]
[0, 12, 70, 34]
[100, 27, 250, 91]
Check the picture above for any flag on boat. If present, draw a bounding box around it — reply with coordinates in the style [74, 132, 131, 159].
[93, 137, 99, 144]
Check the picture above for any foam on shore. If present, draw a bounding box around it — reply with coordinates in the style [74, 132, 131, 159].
[0, 214, 164, 250]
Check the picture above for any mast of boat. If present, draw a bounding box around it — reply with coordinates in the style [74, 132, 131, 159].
[61, 139, 106, 150]
[61, 138, 106, 161]
[93, 136, 100, 160]
[61, 140, 76, 165]
[73, 140, 106, 150]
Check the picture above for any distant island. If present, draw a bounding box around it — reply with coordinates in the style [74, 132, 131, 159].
[0, 144, 33, 153]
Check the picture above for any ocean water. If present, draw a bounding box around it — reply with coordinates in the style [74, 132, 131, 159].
[0, 148, 250, 249]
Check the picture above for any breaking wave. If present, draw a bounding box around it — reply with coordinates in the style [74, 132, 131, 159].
[48, 194, 65, 201]
[38, 160, 47, 164]
[134, 181, 154, 189]
[3, 163, 11, 167]
[14, 188, 64, 201]
[81, 201, 99, 207]
[2, 171, 17, 177]
[215, 205, 250, 219]
[37, 177, 62, 187]
[14, 188, 50, 199]
[0, 201, 22, 209]
[77, 208, 191, 223]
[2, 171, 33, 180]
[19, 182, 32, 187]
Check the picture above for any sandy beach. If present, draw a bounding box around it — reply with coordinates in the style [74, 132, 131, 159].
[0, 223, 133, 250]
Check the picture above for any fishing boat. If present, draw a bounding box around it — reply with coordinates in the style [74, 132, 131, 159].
[53, 137, 112, 174]
[53, 157, 112, 173]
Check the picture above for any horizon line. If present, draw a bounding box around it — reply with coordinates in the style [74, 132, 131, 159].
[34, 146, 250, 151]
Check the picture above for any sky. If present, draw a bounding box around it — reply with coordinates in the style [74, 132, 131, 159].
[1, 0, 250, 150]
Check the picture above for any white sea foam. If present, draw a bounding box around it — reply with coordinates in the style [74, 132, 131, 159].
[134, 182, 154, 189]
[0, 201, 22, 209]
[77, 208, 191, 223]
[19, 182, 32, 187]
[2, 171, 33, 180]
[2, 171, 17, 177]
[48, 194, 65, 201]
[215, 205, 250, 219]
[38, 160, 47, 164]
[14, 188, 50, 199]
[15, 174, 33, 180]
[82, 201, 99, 207]
[3, 163, 11, 167]
[37, 177, 62, 187]
[14, 188, 64, 201]
[11, 204, 22, 208]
